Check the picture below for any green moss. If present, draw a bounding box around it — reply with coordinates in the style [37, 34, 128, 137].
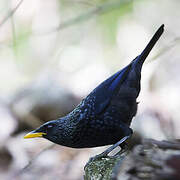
[84, 155, 126, 180]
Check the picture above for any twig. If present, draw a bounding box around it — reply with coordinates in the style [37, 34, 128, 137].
[63, 0, 95, 6]
[14, 144, 55, 178]
[36, 0, 132, 35]
[11, 14, 17, 55]
[0, 0, 24, 29]
[150, 37, 180, 61]
[143, 138, 180, 150]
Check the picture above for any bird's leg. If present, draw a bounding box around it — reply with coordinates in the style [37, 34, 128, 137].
[85, 135, 131, 168]
[98, 135, 131, 157]
[115, 142, 129, 156]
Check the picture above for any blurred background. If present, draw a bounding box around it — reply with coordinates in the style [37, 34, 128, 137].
[0, 0, 180, 179]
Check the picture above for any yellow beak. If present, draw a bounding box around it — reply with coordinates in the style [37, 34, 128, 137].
[24, 132, 47, 139]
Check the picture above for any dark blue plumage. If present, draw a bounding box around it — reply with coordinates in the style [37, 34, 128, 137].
[24, 25, 164, 152]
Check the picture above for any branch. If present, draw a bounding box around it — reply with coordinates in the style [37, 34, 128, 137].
[37, 0, 132, 34]
[0, 0, 24, 29]
[84, 139, 180, 179]
[14, 144, 55, 178]
[143, 138, 180, 150]
[150, 37, 180, 61]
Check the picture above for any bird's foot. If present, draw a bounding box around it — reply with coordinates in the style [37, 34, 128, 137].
[84, 135, 131, 169]
[115, 142, 129, 156]
[101, 135, 131, 156]
[89, 153, 108, 163]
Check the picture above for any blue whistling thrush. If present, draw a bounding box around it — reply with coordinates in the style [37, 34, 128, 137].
[24, 25, 164, 157]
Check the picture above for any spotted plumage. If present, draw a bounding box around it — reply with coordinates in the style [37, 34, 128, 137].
[24, 25, 164, 152]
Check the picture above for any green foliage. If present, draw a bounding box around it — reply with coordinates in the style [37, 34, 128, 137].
[12, 24, 32, 62]
[98, 1, 133, 44]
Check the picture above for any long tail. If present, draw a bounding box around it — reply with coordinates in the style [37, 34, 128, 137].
[134, 24, 164, 70]
[90, 25, 164, 115]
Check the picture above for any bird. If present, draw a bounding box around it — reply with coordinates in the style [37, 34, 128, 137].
[24, 25, 164, 159]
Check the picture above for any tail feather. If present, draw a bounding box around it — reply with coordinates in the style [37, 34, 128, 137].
[89, 25, 164, 115]
[134, 24, 164, 70]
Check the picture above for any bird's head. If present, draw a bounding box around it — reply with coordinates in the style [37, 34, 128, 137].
[24, 120, 60, 143]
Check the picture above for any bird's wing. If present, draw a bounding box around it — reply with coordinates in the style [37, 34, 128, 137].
[92, 25, 164, 115]
[91, 63, 132, 115]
